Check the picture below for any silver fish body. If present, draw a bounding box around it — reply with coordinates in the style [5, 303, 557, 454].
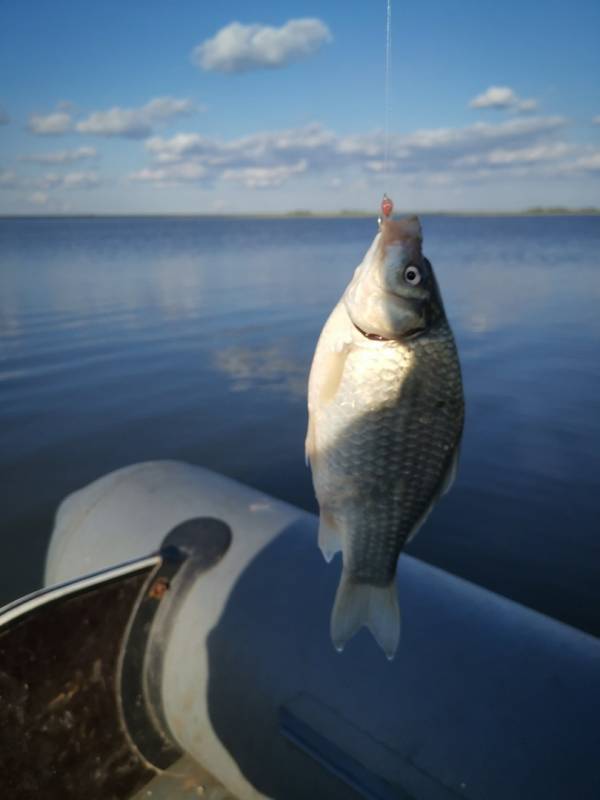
[306, 216, 464, 658]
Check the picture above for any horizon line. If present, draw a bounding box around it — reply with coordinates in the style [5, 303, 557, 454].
[1, 206, 599, 220]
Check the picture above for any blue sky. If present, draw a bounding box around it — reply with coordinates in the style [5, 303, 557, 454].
[1, 0, 599, 213]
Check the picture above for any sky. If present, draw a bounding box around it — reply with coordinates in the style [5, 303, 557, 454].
[0, 0, 599, 214]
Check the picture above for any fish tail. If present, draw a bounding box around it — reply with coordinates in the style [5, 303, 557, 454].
[330, 572, 400, 660]
[318, 511, 342, 563]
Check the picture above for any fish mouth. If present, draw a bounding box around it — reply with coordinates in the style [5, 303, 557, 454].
[353, 322, 426, 341]
[352, 322, 391, 341]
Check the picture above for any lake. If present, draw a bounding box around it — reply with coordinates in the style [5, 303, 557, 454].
[1, 214, 599, 636]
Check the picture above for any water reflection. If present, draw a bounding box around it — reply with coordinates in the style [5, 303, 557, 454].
[214, 344, 308, 399]
[0, 215, 599, 637]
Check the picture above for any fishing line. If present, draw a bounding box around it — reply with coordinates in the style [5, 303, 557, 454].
[381, 0, 394, 219]
[384, 0, 392, 184]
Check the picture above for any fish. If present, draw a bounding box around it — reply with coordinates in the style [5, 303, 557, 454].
[306, 214, 464, 659]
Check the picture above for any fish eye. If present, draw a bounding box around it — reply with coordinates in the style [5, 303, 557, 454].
[403, 265, 422, 286]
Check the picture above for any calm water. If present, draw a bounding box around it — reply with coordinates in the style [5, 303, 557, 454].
[1, 215, 599, 636]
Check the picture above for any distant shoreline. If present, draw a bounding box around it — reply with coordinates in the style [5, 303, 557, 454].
[1, 207, 599, 220]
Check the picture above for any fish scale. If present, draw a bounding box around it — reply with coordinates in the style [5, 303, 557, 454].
[317, 322, 462, 586]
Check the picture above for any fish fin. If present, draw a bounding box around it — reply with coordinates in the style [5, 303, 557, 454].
[306, 338, 350, 467]
[330, 574, 400, 660]
[405, 504, 433, 545]
[307, 305, 352, 414]
[318, 512, 342, 563]
[305, 416, 316, 467]
[405, 448, 460, 546]
[317, 346, 349, 407]
[441, 446, 460, 496]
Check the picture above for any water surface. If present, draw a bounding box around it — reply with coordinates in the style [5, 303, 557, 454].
[1, 215, 599, 635]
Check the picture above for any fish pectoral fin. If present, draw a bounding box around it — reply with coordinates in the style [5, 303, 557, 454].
[330, 574, 400, 660]
[305, 416, 316, 467]
[441, 446, 460, 496]
[318, 512, 342, 563]
[304, 417, 314, 467]
[306, 343, 351, 466]
[315, 344, 350, 408]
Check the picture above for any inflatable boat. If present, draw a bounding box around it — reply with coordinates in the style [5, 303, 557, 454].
[1, 461, 598, 799]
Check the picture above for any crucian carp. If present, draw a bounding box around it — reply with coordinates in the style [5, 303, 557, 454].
[306, 210, 464, 659]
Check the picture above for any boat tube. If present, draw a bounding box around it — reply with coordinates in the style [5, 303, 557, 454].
[6, 460, 600, 799]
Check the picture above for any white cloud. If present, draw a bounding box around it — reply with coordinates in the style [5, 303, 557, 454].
[146, 132, 218, 163]
[399, 116, 565, 160]
[146, 122, 337, 168]
[62, 171, 101, 188]
[112, 105, 600, 202]
[516, 98, 538, 112]
[133, 116, 575, 189]
[143, 97, 198, 119]
[29, 192, 49, 205]
[593, 116, 600, 125]
[19, 146, 98, 164]
[38, 171, 100, 190]
[28, 111, 72, 135]
[567, 150, 600, 172]
[470, 86, 518, 109]
[76, 97, 196, 138]
[36, 173, 61, 190]
[193, 18, 331, 73]
[365, 160, 386, 173]
[469, 85, 538, 112]
[222, 159, 307, 188]
[129, 162, 208, 184]
[453, 142, 572, 168]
